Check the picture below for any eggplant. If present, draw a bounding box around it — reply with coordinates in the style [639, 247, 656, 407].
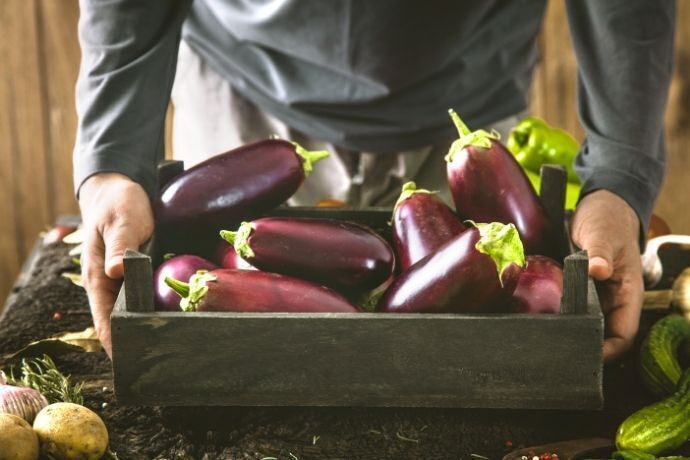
[392, 181, 466, 270]
[445, 110, 554, 256]
[155, 139, 329, 231]
[510, 255, 563, 314]
[220, 217, 395, 295]
[153, 255, 217, 311]
[378, 222, 525, 314]
[213, 241, 255, 270]
[165, 269, 359, 313]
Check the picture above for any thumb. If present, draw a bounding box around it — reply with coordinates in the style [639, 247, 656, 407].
[579, 237, 615, 281]
[103, 223, 142, 279]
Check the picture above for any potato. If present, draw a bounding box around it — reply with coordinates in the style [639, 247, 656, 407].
[32, 402, 108, 460]
[0, 413, 39, 460]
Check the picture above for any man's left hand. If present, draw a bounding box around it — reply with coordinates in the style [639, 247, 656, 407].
[570, 189, 644, 362]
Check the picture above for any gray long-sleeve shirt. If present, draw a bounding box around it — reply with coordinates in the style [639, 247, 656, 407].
[74, 0, 675, 231]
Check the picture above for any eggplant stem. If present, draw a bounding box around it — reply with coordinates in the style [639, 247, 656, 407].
[445, 109, 502, 163]
[180, 271, 216, 312]
[471, 221, 525, 286]
[393, 181, 436, 213]
[292, 142, 330, 177]
[165, 276, 190, 298]
[448, 109, 472, 137]
[219, 230, 237, 245]
[221, 222, 255, 259]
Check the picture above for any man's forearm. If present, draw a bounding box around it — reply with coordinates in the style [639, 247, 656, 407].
[74, 0, 192, 199]
[566, 0, 675, 234]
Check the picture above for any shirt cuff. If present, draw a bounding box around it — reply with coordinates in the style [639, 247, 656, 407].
[73, 148, 158, 201]
[575, 136, 665, 246]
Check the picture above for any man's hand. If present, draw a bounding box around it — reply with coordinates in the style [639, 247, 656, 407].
[79, 173, 154, 358]
[571, 189, 643, 362]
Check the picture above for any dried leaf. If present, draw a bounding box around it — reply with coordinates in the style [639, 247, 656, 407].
[9, 340, 83, 360]
[68, 244, 83, 257]
[62, 228, 84, 244]
[9, 327, 102, 359]
[61, 272, 83, 287]
[54, 328, 101, 352]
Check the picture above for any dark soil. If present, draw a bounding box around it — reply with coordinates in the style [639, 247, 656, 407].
[0, 241, 687, 460]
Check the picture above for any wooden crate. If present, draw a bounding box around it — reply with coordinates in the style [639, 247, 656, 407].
[111, 164, 603, 409]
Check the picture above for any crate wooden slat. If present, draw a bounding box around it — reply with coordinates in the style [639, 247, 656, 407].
[111, 309, 602, 408]
[111, 163, 604, 409]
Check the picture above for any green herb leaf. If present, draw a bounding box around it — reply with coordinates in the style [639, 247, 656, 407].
[7, 355, 84, 404]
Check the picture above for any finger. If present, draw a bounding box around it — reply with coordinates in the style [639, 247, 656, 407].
[577, 233, 615, 281]
[589, 255, 614, 281]
[603, 305, 640, 362]
[571, 200, 615, 281]
[601, 279, 643, 362]
[82, 228, 119, 358]
[103, 220, 145, 280]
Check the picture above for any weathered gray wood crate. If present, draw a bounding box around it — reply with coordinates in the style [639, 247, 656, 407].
[111, 164, 603, 409]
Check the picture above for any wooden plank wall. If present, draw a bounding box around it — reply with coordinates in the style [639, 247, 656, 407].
[1, 0, 689, 307]
[0, 1, 80, 307]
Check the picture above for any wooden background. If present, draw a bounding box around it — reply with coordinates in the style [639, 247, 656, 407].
[1, 1, 689, 306]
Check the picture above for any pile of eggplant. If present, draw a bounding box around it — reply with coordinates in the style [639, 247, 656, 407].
[152, 114, 564, 315]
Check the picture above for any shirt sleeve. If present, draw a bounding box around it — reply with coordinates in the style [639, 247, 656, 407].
[73, 0, 192, 199]
[565, 0, 675, 234]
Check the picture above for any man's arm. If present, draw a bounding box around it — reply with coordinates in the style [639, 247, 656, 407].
[565, 0, 675, 360]
[75, 0, 192, 356]
[566, 0, 674, 232]
[75, 0, 192, 198]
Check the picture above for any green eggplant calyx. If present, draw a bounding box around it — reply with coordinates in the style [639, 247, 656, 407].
[292, 141, 330, 177]
[393, 181, 437, 212]
[471, 221, 526, 286]
[358, 276, 395, 312]
[445, 109, 501, 162]
[165, 276, 190, 298]
[220, 223, 255, 259]
[179, 270, 216, 312]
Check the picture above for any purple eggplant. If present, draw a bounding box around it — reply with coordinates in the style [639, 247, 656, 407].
[392, 181, 466, 270]
[153, 255, 217, 311]
[220, 217, 395, 294]
[445, 110, 554, 256]
[165, 269, 359, 313]
[155, 139, 329, 231]
[378, 222, 525, 314]
[510, 255, 563, 314]
[213, 241, 255, 270]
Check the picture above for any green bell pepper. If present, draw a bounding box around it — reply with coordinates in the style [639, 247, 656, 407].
[507, 117, 582, 209]
[524, 169, 581, 211]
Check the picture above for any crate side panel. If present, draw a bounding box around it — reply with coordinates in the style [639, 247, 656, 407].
[112, 314, 603, 409]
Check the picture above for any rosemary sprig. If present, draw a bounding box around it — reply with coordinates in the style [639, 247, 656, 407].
[7, 355, 84, 404]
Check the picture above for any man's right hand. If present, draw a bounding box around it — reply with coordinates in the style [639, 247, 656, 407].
[78, 173, 154, 358]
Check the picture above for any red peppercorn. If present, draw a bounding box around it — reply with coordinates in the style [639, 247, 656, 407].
[52, 311, 62, 321]
[505, 440, 513, 448]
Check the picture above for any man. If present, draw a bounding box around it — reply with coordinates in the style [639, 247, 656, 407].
[74, 0, 675, 360]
